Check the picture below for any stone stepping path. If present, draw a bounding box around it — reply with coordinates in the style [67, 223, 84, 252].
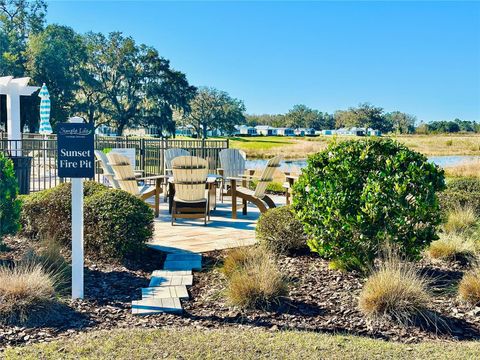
[131, 252, 201, 315]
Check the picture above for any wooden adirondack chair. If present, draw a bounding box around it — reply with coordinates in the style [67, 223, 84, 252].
[107, 153, 164, 217]
[228, 156, 282, 218]
[217, 149, 255, 202]
[164, 148, 191, 175]
[171, 156, 209, 225]
[94, 150, 119, 189]
[164, 148, 191, 202]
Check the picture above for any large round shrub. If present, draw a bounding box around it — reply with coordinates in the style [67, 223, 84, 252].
[0, 153, 21, 239]
[292, 139, 445, 270]
[84, 189, 154, 259]
[20, 181, 108, 243]
[256, 206, 307, 255]
[20, 182, 153, 260]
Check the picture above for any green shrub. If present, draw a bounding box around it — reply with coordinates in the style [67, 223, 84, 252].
[256, 206, 307, 255]
[0, 153, 21, 239]
[20, 183, 153, 260]
[292, 139, 445, 271]
[20, 181, 108, 244]
[84, 189, 154, 259]
[439, 178, 480, 214]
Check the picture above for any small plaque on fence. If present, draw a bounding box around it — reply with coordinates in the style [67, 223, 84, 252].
[57, 123, 94, 178]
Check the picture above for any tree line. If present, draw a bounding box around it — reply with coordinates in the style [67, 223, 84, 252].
[0, 0, 245, 137]
[247, 103, 416, 134]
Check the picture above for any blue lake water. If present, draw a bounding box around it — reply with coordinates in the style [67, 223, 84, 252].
[246, 155, 480, 172]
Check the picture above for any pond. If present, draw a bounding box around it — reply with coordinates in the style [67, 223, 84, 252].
[246, 155, 480, 172]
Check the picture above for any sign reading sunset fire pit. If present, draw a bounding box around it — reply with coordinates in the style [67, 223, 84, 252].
[57, 122, 94, 178]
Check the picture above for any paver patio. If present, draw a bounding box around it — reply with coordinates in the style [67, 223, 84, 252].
[148, 193, 282, 253]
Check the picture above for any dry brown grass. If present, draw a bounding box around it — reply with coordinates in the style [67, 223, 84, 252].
[221, 246, 270, 278]
[223, 247, 288, 309]
[358, 253, 431, 324]
[0, 263, 56, 324]
[443, 206, 478, 234]
[445, 161, 480, 178]
[458, 266, 480, 305]
[427, 233, 477, 262]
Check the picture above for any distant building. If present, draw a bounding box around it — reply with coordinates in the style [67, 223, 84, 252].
[295, 128, 316, 136]
[277, 127, 295, 136]
[175, 125, 195, 137]
[255, 125, 278, 136]
[320, 127, 381, 137]
[235, 125, 257, 136]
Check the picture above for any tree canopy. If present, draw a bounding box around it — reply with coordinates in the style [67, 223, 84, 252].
[181, 87, 246, 139]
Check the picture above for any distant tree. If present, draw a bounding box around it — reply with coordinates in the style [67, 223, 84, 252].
[427, 121, 460, 133]
[0, 0, 47, 76]
[285, 104, 335, 130]
[80, 32, 195, 134]
[385, 111, 416, 134]
[140, 68, 196, 137]
[181, 87, 246, 139]
[335, 103, 392, 132]
[26, 24, 86, 127]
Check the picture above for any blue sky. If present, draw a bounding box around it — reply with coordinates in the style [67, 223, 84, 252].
[46, 1, 480, 122]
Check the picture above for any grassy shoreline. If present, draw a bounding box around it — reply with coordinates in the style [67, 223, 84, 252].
[226, 134, 480, 159]
[4, 328, 480, 359]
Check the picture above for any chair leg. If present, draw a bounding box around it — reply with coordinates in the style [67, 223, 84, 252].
[242, 199, 247, 215]
[171, 200, 176, 226]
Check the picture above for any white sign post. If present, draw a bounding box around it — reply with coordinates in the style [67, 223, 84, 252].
[71, 176, 84, 299]
[58, 116, 94, 300]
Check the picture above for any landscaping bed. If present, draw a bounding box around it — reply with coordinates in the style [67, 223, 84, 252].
[1, 235, 480, 350]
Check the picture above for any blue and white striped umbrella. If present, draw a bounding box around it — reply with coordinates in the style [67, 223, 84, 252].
[38, 83, 52, 135]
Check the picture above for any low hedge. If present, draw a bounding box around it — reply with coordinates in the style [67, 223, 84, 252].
[0, 153, 21, 239]
[20, 182, 153, 260]
[439, 178, 480, 214]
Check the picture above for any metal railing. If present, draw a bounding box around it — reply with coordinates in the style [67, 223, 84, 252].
[0, 134, 229, 192]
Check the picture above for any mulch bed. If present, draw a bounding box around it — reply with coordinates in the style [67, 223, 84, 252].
[1, 236, 480, 350]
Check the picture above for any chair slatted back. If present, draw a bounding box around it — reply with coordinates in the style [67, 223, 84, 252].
[219, 149, 247, 178]
[94, 150, 120, 189]
[254, 156, 282, 199]
[172, 156, 208, 202]
[165, 148, 191, 175]
[107, 153, 140, 196]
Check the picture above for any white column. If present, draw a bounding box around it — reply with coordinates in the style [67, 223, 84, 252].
[71, 177, 84, 299]
[6, 85, 21, 155]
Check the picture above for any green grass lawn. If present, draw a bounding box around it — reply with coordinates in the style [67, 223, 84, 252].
[5, 328, 480, 359]
[228, 136, 295, 150]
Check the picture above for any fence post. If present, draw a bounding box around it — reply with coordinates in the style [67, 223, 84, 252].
[140, 138, 146, 174]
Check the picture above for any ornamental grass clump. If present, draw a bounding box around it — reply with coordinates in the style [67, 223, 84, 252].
[427, 233, 476, 262]
[0, 263, 56, 324]
[443, 206, 477, 234]
[293, 138, 445, 271]
[223, 247, 288, 309]
[358, 253, 431, 325]
[458, 267, 480, 305]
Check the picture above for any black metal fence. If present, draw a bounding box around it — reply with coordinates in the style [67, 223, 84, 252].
[0, 134, 229, 192]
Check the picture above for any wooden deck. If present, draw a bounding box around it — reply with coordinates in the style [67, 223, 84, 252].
[148, 194, 283, 253]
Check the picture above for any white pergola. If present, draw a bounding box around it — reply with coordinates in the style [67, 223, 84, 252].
[0, 76, 40, 152]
